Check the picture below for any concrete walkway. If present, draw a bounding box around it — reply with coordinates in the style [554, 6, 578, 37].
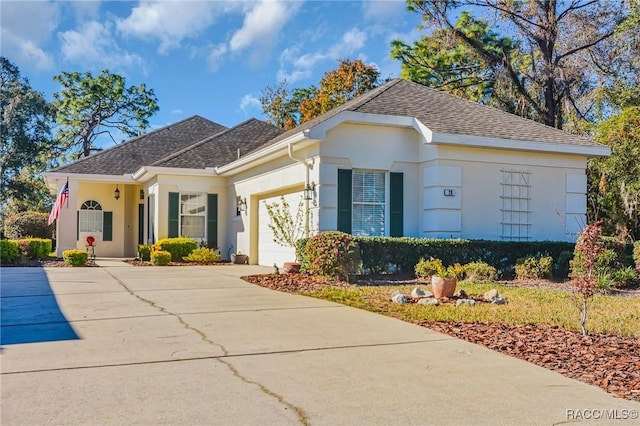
[1, 263, 638, 425]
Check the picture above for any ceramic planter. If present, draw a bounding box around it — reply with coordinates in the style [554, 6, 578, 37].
[283, 262, 301, 273]
[431, 276, 457, 298]
[232, 254, 248, 264]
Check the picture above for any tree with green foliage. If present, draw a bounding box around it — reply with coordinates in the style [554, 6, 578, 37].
[0, 57, 56, 214]
[52, 69, 159, 158]
[588, 107, 640, 240]
[392, 0, 639, 130]
[261, 59, 381, 130]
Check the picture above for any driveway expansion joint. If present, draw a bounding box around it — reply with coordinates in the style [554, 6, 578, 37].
[102, 268, 310, 426]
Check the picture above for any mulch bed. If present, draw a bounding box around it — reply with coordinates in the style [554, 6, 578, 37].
[123, 259, 233, 266]
[1, 258, 99, 267]
[244, 272, 640, 402]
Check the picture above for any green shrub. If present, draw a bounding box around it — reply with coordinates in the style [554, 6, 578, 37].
[610, 267, 638, 289]
[63, 249, 88, 267]
[3, 211, 53, 239]
[595, 248, 619, 273]
[463, 261, 497, 282]
[303, 231, 360, 280]
[138, 244, 151, 261]
[554, 250, 573, 279]
[414, 258, 443, 279]
[18, 238, 52, 259]
[634, 241, 640, 269]
[515, 256, 553, 279]
[0, 240, 19, 263]
[153, 237, 197, 262]
[151, 250, 171, 266]
[183, 247, 220, 264]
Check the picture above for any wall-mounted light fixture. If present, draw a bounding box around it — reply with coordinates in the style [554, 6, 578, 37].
[114, 185, 121, 200]
[236, 196, 247, 215]
[303, 182, 317, 206]
[139, 189, 144, 200]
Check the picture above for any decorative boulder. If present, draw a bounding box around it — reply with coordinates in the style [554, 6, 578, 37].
[457, 289, 468, 299]
[391, 293, 408, 304]
[411, 287, 426, 297]
[456, 299, 476, 307]
[492, 295, 507, 305]
[483, 289, 500, 302]
[418, 298, 440, 306]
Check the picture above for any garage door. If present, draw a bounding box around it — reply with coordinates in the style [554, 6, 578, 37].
[258, 192, 304, 267]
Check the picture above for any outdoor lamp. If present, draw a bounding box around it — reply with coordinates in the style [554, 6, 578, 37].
[303, 182, 316, 205]
[236, 196, 247, 213]
[114, 185, 120, 200]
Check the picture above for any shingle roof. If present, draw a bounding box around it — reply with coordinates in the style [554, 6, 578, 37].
[152, 118, 284, 169]
[260, 78, 598, 148]
[53, 115, 228, 175]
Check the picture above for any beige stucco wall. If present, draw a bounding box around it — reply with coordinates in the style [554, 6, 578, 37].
[421, 145, 587, 241]
[319, 123, 422, 236]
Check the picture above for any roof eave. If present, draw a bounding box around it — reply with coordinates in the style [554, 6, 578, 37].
[430, 132, 611, 157]
[132, 166, 219, 182]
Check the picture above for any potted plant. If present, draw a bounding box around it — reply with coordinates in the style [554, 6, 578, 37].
[431, 262, 463, 298]
[263, 195, 308, 273]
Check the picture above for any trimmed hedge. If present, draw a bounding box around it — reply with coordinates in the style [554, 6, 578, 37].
[138, 244, 151, 261]
[183, 247, 220, 264]
[19, 238, 52, 259]
[151, 250, 171, 265]
[63, 249, 87, 266]
[1, 240, 19, 263]
[153, 237, 198, 262]
[298, 236, 577, 275]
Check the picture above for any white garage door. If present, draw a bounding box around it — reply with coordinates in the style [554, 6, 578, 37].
[258, 192, 304, 267]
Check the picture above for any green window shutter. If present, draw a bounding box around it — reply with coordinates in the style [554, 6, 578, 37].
[103, 212, 113, 241]
[77, 211, 79, 241]
[390, 172, 404, 237]
[168, 192, 179, 238]
[337, 169, 352, 234]
[207, 194, 218, 248]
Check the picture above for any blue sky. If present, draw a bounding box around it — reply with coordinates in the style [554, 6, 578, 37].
[1, 0, 422, 138]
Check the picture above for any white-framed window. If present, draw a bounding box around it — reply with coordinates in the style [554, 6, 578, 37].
[180, 193, 206, 239]
[352, 170, 386, 236]
[500, 170, 531, 240]
[79, 200, 103, 233]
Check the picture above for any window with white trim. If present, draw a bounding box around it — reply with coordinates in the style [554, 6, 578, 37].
[352, 170, 385, 236]
[180, 193, 206, 239]
[79, 200, 103, 233]
[500, 170, 531, 240]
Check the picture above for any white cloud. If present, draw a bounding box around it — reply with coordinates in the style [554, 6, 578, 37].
[0, 1, 60, 70]
[60, 21, 143, 70]
[239, 94, 261, 115]
[207, 43, 228, 71]
[116, 1, 229, 54]
[229, 0, 301, 65]
[277, 28, 368, 83]
[171, 108, 184, 115]
[362, 0, 406, 22]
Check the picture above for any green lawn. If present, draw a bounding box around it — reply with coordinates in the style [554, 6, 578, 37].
[304, 282, 640, 337]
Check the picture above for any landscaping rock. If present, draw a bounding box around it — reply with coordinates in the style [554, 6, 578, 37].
[456, 299, 476, 307]
[418, 298, 440, 306]
[392, 293, 408, 304]
[457, 289, 468, 299]
[492, 295, 507, 305]
[483, 289, 499, 302]
[411, 287, 426, 297]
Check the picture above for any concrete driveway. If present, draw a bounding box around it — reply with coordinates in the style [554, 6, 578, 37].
[2, 261, 638, 425]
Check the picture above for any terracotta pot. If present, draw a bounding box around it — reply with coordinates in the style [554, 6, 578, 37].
[431, 276, 457, 299]
[233, 254, 248, 264]
[283, 262, 301, 274]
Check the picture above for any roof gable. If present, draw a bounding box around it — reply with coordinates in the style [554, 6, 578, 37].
[153, 118, 284, 169]
[53, 115, 228, 175]
[259, 78, 599, 149]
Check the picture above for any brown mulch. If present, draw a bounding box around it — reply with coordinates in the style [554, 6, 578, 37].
[420, 321, 640, 402]
[243, 272, 640, 402]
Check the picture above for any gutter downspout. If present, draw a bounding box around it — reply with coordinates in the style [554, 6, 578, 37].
[288, 142, 311, 238]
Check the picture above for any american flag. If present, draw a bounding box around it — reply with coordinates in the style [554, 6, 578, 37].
[48, 181, 69, 225]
